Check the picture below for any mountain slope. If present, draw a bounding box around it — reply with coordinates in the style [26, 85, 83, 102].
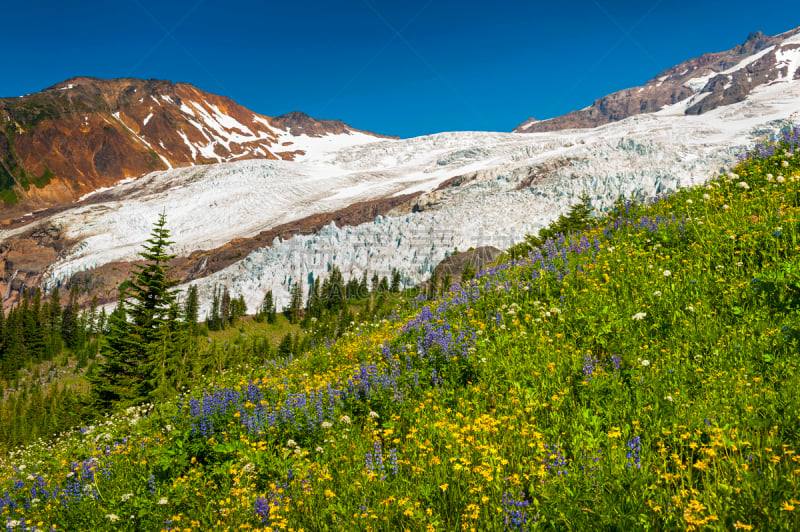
[2, 28, 800, 313]
[0, 77, 385, 217]
[514, 27, 800, 132]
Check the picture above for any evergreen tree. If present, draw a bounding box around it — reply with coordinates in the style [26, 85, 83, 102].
[391, 269, 401, 293]
[288, 280, 304, 324]
[90, 212, 179, 411]
[184, 285, 199, 335]
[359, 271, 369, 298]
[257, 290, 276, 324]
[208, 285, 222, 331]
[277, 332, 293, 358]
[143, 304, 187, 402]
[443, 273, 452, 294]
[221, 287, 231, 327]
[60, 287, 81, 350]
[427, 272, 438, 300]
[371, 272, 380, 293]
[462, 261, 476, 283]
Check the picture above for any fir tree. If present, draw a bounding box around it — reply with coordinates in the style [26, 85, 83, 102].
[288, 280, 304, 324]
[90, 212, 179, 411]
[184, 285, 199, 335]
[220, 287, 231, 327]
[257, 290, 276, 324]
[462, 261, 476, 282]
[277, 332, 293, 357]
[208, 285, 222, 331]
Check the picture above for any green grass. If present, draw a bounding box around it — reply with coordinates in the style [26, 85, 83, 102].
[2, 135, 800, 530]
[0, 187, 18, 205]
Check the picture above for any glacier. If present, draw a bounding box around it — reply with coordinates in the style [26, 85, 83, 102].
[3, 75, 800, 315]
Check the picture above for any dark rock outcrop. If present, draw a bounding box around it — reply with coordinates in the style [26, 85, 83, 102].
[514, 27, 800, 133]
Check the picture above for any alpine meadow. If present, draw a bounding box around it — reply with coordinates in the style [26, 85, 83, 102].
[0, 125, 799, 530]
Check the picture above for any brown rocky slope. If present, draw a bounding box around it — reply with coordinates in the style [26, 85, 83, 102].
[514, 27, 800, 133]
[0, 77, 386, 221]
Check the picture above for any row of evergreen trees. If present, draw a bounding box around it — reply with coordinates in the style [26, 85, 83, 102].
[0, 286, 102, 380]
[1, 214, 420, 451]
[281, 266, 403, 326]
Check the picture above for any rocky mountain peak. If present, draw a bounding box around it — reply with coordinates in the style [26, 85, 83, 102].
[0, 78, 388, 220]
[514, 25, 800, 133]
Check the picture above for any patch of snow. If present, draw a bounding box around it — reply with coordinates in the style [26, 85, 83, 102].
[179, 102, 196, 117]
[685, 45, 776, 93]
[143, 113, 153, 126]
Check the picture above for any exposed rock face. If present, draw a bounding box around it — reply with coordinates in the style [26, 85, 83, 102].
[514, 27, 800, 132]
[0, 78, 384, 220]
[430, 246, 503, 288]
[269, 111, 397, 139]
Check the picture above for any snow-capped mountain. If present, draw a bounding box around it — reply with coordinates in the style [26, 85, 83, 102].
[515, 27, 800, 132]
[2, 27, 800, 313]
[0, 77, 389, 218]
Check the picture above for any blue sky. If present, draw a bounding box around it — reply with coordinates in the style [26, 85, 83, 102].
[1, 1, 797, 137]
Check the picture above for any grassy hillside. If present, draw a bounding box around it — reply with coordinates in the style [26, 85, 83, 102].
[2, 127, 800, 530]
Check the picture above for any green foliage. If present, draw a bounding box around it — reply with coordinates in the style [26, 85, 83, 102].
[507, 192, 596, 259]
[89, 213, 181, 410]
[0, 187, 18, 205]
[7, 138, 800, 530]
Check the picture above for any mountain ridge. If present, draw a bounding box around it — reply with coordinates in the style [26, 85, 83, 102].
[0, 77, 386, 219]
[514, 26, 800, 132]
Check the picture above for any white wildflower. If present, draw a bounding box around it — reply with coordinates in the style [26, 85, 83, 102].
[735, 261, 743, 267]
[653, 290, 662, 297]
[158, 497, 168, 505]
[702, 194, 710, 200]
[340, 415, 351, 425]
[632, 312, 647, 321]
[243, 463, 255, 473]
[686, 199, 693, 204]
[665, 395, 674, 402]
[7, 521, 19, 528]
[106, 514, 120, 522]
[685, 305, 695, 313]
[368, 411, 380, 419]
[662, 270, 671, 277]
[777, 175, 786, 183]
[737, 182, 750, 190]
[783, 160, 790, 168]
[321, 421, 332, 429]
[316, 446, 324, 453]
[286, 439, 297, 448]
[641, 360, 650, 367]
[121, 493, 133, 502]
